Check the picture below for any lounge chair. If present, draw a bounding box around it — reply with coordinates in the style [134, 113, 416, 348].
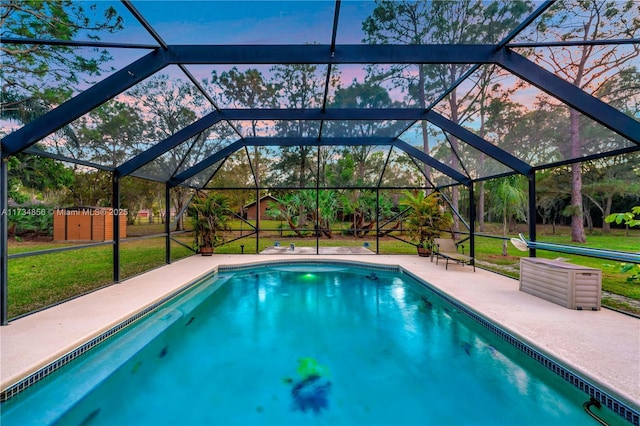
[433, 238, 475, 271]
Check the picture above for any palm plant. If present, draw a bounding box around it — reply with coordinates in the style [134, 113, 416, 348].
[266, 193, 306, 237]
[400, 190, 453, 255]
[487, 176, 528, 256]
[188, 192, 231, 255]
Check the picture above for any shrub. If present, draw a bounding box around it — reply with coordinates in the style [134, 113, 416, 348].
[7, 205, 53, 237]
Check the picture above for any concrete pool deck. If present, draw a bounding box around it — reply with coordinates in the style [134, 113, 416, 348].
[1, 254, 639, 411]
[260, 246, 375, 254]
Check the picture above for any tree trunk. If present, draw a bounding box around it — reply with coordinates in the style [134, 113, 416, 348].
[448, 65, 460, 234]
[585, 207, 593, 234]
[171, 188, 188, 231]
[569, 110, 586, 242]
[356, 211, 364, 237]
[477, 86, 487, 233]
[285, 215, 303, 238]
[418, 65, 431, 184]
[253, 146, 260, 188]
[502, 206, 508, 256]
[299, 147, 306, 188]
[451, 182, 460, 234]
[602, 195, 613, 233]
[298, 204, 306, 228]
[478, 181, 485, 232]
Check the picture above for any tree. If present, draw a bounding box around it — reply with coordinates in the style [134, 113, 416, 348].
[400, 190, 453, 253]
[525, 0, 640, 242]
[1, 1, 123, 117]
[65, 169, 111, 207]
[339, 189, 380, 237]
[126, 75, 219, 230]
[120, 177, 163, 226]
[487, 176, 528, 256]
[188, 192, 232, 254]
[63, 99, 151, 222]
[207, 150, 256, 218]
[1, 1, 124, 212]
[325, 80, 404, 185]
[363, 0, 438, 183]
[320, 81, 402, 235]
[315, 190, 340, 238]
[210, 67, 278, 188]
[605, 205, 640, 282]
[7, 152, 73, 203]
[427, 1, 530, 232]
[472, 66, 528, 231]
[264, 189, 342, 238]
[269, 64, 327, 188]
[536, 169, 570, 235]
[363, 0, 532, 232]
[74, 100, 148, 167]
[266, 192, 310, 237]
[582, 155, 640, 232]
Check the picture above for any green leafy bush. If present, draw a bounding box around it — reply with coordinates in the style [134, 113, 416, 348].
[605, 206, 640, 228]
[7, 206, 53, 237]
[605, 206, 640, 284]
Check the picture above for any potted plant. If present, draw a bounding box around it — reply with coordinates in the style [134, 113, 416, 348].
[400, 190, 453, 257]
[188, 192, 231, 256]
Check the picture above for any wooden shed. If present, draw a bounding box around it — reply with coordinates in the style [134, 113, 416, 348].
[243, 195, 282, 220]
[53, 207, 127, 241]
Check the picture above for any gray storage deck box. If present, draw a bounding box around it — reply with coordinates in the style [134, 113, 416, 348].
[519, 258, 602, 310]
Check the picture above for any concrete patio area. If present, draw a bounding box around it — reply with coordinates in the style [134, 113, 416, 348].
[260, 246, 375, 254]
[1, 254, 638, 412]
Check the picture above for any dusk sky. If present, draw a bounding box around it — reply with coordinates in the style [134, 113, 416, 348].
[81, 0, 375, 45]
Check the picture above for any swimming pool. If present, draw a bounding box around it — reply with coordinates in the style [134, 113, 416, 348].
[1, 262, 633, 425]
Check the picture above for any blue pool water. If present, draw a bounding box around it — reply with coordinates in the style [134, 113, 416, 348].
[1, 263, 628, 425]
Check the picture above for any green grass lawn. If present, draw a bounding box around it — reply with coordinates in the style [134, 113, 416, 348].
[6, 223, 639, 319]
[8, 234, 193, 319]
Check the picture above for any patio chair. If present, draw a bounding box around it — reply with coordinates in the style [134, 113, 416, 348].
[433, 238, 475, 271]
